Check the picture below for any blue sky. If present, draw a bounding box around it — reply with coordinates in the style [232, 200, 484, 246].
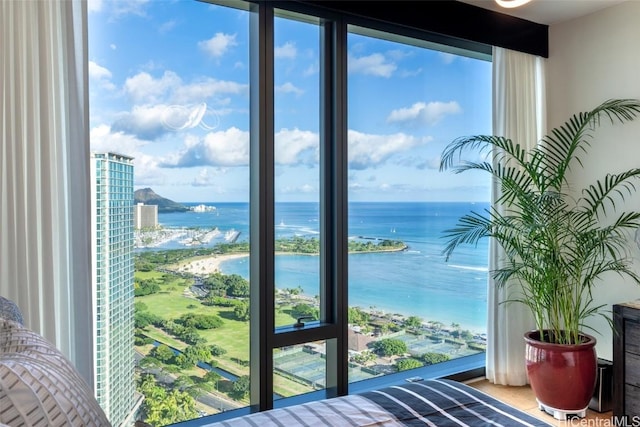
[88, 0, 492, 203]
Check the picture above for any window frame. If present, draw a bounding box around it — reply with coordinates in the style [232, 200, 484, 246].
[174, 1, 497, 424]
[246, 0, 492, 414]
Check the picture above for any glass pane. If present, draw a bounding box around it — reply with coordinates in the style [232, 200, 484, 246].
[89, 2, 250, 425]
[273, 13, 321, 328]
[274, 341, 327, 399]
[347, 29, 491, 383]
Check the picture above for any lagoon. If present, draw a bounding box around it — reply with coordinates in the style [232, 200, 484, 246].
[155, 202, 489, 333]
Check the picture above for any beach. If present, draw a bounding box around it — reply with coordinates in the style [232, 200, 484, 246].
[172, 253, 249, 275]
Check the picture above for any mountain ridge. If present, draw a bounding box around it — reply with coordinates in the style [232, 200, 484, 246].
[134, 188, 189, 213]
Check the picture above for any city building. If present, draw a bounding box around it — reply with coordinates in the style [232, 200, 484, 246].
[134, 203, 158, 229]
[89, 152, 139, 426]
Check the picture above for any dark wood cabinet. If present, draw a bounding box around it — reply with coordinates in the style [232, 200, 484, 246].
[613, 302, 640, 420]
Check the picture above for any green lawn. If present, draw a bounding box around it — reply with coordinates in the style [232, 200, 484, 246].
[135, 265, 323, 399]
[136, 273, 299, 376]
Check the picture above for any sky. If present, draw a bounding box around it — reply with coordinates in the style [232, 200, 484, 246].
[88, 0, 492, 203]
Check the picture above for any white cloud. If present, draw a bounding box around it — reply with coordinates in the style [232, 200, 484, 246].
[90, 124, 167, 186]
[198, 33, 238, 58]
[124, 71, 181, 104]
[112, 104, 172, 140]
[348, 130, 427, 170]
[303, 63, 317, 77]
[172, 78, 247, 105]
[159, 20, 177, 34]
[192, 167, 227, 187]
[112, 0, 150, 17]
[439, 52, 456, 64]
[400, 68, 423, 78]
[274, 128, 318, 165]
[160, 127, 320, 169]
[91, 124, 141, 156]
[161, 127, 250, 168]
[89, 61, 112, 80]
[348, 53, 396, 78]
[387, 49, 412, 61]
[280, 183, 317, 194]
[123, 71, 246, 107]
[387, 101, 462, 126]
[88, 0, 103, 13]
[276, 82, 304, 97]
[401, 154, 440, 170]
[88, 61, 116, 91]
[110, 44, 117, 50]
[275, 42, 297, 59]
[93, 0, 149, 19]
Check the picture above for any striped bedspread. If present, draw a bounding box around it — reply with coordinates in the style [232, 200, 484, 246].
[204, 378, 552, 426]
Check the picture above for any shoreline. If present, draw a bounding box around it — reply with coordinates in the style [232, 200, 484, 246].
[170, 252, 486, 336]
[172, 252, 249, 275]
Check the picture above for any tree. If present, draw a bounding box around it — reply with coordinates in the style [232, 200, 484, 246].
[203, 370, 222, 391]
[183, 344, 214, 365]
[174, 353, 192, 369]
[371, 338, 407, 357]
[422, 352, 450, 365]
[134, 280, 161, 296]
[135, 311, 162, 329]
[178, 313, 224, 329]
[403, 316, 422, 330]
[396, 358, 424, 371]
[137, 375, 199, 426]
[234, 300, 250, 321]
[210, 344, 227, 357]
[151, 344, 175, 363]
[351, 350, 376, 365]
[173, 375, 195, 391]
[348, 307, 370, 326]
[135, 301, 148, 312]
[138, 356, 162, 370]
[291, 303, 318, 319]
[233, 375, 250, 399]
[203, 272, 228, 296]
[226, 274, 249, 297]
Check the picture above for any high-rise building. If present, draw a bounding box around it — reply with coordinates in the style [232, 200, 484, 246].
[134, 203, 158, 229]
[90, 152, 139, 426]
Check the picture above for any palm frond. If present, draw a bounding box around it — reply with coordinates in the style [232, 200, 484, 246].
[440, 98, 640, 344]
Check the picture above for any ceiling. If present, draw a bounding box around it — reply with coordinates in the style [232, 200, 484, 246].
[458, 0, 627, 25]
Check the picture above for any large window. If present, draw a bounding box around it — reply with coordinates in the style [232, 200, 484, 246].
[89, 2, 251, 425]
[346, 28, 491, 384]
[88, 1, 490, 425]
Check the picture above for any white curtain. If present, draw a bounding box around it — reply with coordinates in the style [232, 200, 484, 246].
[487, 46, 546, 385]
[0, 0, 93, 387]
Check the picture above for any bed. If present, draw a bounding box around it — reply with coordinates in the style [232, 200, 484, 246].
[203, 378, 552, 426]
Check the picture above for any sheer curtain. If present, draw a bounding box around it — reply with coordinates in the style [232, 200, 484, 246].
[0, 0, 93, 387]
[487, 46, 546, 385]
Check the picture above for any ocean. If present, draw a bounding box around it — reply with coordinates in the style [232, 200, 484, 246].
[152, 202, 489, 333]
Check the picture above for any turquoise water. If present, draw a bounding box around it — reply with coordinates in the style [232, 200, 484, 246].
[153, 202, 489, 333]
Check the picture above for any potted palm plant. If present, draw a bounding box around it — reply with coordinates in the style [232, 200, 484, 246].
[439, 98, 640, 418]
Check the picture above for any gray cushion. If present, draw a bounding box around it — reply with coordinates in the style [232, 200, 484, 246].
[0, 318, 112, 426]
[0, 297, 23, 325]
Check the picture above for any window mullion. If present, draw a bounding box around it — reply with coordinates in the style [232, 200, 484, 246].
[249, 1, 275, 412]
[321, 17, 349, 398]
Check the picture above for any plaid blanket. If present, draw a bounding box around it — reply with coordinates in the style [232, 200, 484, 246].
[204, 378, 552, 426]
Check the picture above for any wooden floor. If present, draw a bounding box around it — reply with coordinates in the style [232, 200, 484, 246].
[467, 379, 612, 426]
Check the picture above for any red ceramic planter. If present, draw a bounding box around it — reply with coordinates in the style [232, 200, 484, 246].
[524, 330, 597, 412]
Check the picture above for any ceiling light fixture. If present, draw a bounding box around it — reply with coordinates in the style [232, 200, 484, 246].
[495, 0, 532, 8]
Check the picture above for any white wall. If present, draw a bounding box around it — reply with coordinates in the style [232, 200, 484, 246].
[546, 0, 640, 360]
